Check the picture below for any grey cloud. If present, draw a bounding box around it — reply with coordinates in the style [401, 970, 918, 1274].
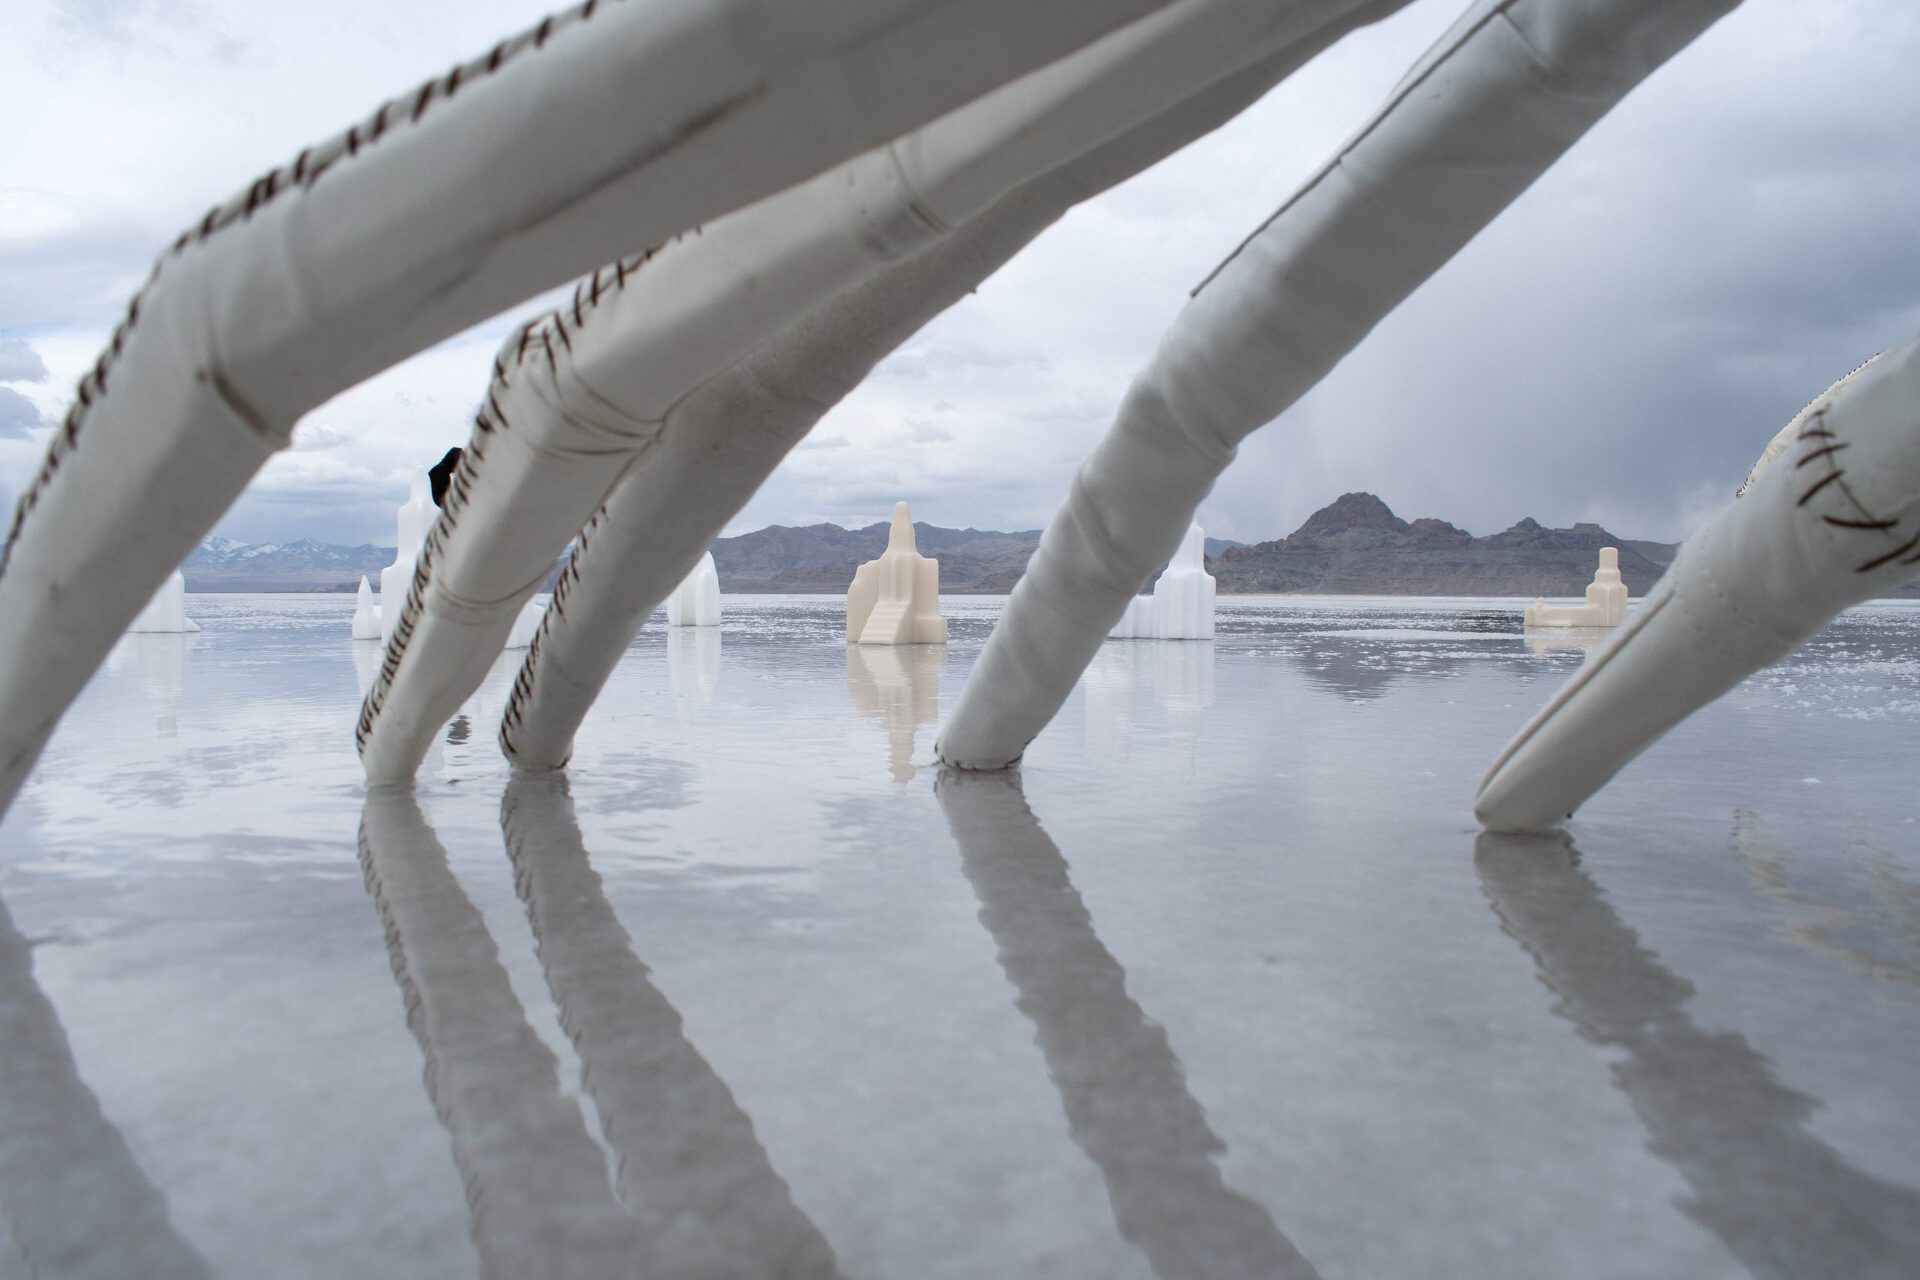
[874, 342, 1051, 383]
[47, 0, 242, 61]
[907, 421, 954, 444]
[0, 387, 46, 438]
[0, 216, 175, 334]
[0, 340, 49, 383]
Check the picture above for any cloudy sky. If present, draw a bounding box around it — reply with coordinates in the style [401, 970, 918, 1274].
[3, 0, 1917, 549]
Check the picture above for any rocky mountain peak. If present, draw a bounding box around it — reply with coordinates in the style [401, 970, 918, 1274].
[1287, 492, 1409, 541]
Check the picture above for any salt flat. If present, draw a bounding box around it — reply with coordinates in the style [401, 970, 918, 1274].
[2, 594, 1917, 1279]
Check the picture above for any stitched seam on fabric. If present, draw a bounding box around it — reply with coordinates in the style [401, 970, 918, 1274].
[2, 0, 619, 590]
[1790, 405, 1919, 573]
[358, 244, 660, 755]
[1191, 0, 1522, 297]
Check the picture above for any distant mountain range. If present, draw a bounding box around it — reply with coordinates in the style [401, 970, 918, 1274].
[1209, 492, 1681, 595]
[186, 493, 1917, 596]
[186, 537, 394, 591]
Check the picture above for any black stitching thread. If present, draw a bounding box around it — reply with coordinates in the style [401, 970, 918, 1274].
[1790, 405, 1919, 576]
[2, 0, 616, 588]
[359, 245, 657, 756]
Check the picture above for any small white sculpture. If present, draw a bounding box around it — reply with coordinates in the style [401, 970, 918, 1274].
[1524, 547, 1628, 629]
[378, 474, 436, 644]
[846, 502, 945, 646]
[503, 596, 548, 650]
[126, 570, 200, 634]
[666, 551, 722, 627]
[1109, 524, 1215, 640]
[351, 575, 382, 640]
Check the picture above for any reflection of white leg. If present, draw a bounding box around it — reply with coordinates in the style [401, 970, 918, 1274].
[0, 896, 213, 1279]
[501, 774, 841, 1276]
[500, 19, 1391, 769]
[937, 0, 1742, 769]
[1477, 342, 1920, 830]
[937, 768, 1319, 1279]
[1476, 831, 1920, 1267]
[358, 790, 644, 1273]
[0, 0, 1183, 817]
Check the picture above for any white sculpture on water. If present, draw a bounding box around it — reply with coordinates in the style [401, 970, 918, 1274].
[351, 576, 382, 641]
[666, 552, 723, 628]
[126, 570, 199, 634]
[1479, 347, 1920, 830]
[377, 475, 435, 645]
[1523, 548, 1628, 630]
[847, 503, 946, 646]
[1109, 524, 1215, 640]
[3, 0, 1917, 832]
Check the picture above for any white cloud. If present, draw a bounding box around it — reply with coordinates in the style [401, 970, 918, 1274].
[0, 387, 44, 438]
[0, 339, 49, 383]
[3, 0, 1918, 549]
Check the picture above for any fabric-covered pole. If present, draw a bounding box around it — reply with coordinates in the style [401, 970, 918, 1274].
[498, 7, 1407, 770]
[0, 0, 1182, 817]
[934, 0, 1746, 770]
[358, 0, 1396, 780]
[1477, 341, 1920, 830]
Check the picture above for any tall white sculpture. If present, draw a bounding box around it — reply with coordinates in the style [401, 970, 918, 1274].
[666, 551, 722, 627]
[847, 503, 946, 646]
[378, 475, 435, 644]
[1109, 524, 1215, 640]
[1523, 548, 1628, 629]
[351, 575, 382, 640]
[126, 570, 199, 634]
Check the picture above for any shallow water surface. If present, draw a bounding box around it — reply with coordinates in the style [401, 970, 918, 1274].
[2, 594, 1917, 1278]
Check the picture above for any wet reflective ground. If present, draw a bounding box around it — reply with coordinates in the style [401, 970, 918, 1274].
[2, 594, 1917, 1279]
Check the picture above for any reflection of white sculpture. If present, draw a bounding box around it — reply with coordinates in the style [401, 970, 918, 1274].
[126, 570, 199, 634]
[1522, 629, 1607, 657]
[351, 575, 382, 640]
[847, 643, 942, 782]
[1524, 548, 1628, 629]
[1109, 524, 1215, 640]
[666, 552, 722, 627]
[378, 475, 435, 645]
[668, 626, 723, 708]
[847, 503, 945, 646]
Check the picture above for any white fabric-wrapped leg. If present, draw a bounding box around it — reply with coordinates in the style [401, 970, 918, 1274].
[0, 0, 1182, 815]
[365, 0, 1398, 779]
[936, 0, 1744, 769]
[500, 11, 1403, 769]
[1477, 343, 1920, 831]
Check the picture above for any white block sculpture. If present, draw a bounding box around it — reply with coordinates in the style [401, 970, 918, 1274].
[1109, 524, 1215, 640]
[847, 502, 945, 646]
[666, 551, 723, 627]
[126, 570, 200, 634]
[378, 474, 435, 644]
[1524, 548, 1628, 629]
[351, 575, 382, 640]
